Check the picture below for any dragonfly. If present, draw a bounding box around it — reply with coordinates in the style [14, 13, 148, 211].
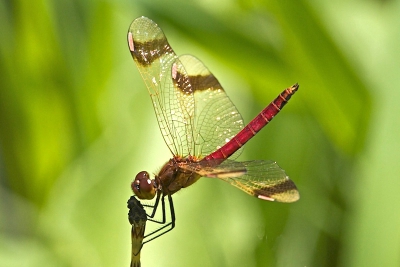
[127, 16, 300, 242]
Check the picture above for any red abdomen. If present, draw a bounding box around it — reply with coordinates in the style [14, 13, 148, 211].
[203, 84, 299, 161]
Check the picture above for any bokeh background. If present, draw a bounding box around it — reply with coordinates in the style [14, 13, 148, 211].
[1, 0, 400, 266]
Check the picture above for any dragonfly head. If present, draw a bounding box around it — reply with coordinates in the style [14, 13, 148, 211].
[131, 171, 157, 200]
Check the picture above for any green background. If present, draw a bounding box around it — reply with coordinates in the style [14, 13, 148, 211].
[1, 0, 399, 266]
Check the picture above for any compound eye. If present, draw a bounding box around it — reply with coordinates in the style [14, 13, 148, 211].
[131, 171, 156, 200]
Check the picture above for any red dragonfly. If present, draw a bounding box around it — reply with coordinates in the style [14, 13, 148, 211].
[127, 16, 300, 242]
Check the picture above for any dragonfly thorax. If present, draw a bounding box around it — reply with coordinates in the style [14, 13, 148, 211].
[157, 159, 202, 195]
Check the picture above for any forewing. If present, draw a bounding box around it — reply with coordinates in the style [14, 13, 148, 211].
[182, 160, 299, 203]
[177, 55, 244, 159]
[127, 16, 194, 156]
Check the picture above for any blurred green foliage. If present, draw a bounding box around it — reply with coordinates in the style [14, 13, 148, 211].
[1, 0, 399, 266]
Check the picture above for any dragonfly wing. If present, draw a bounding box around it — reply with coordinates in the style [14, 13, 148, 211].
[128, 17, 244, 159]
[182, 160, 299, 203]
[128, 17, 194, 157]
[176, 55, 244, 160]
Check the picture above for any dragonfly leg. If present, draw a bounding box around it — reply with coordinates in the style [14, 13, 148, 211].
[146, 191, 161, 219]
[142, 194, 175, 245]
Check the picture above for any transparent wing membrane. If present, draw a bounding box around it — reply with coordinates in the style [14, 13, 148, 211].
[181, 160, 299, 203]
[128, 17, 244, 159]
